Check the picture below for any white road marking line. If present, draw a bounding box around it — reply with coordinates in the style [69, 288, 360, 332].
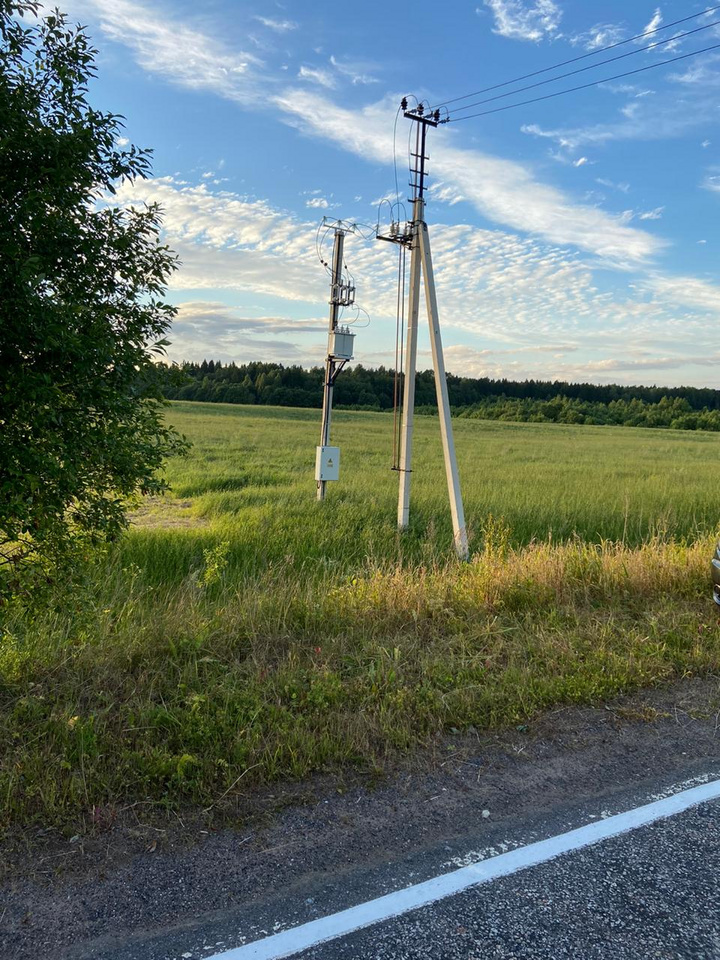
[206, 777, 720, 960]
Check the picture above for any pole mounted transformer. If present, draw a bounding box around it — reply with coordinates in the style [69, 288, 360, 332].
[316, 225, 356, 501]
[378, 99, 469, 560]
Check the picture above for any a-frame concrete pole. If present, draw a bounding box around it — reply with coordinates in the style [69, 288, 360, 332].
[396, 197, 423, 530]
[418, 221, 469, 560]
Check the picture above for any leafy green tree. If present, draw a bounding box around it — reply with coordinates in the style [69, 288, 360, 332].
[0, 2, 187, 585]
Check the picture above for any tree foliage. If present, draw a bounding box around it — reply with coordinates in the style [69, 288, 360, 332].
[0, 2, 187, 582]
[157, 360, 720, 431]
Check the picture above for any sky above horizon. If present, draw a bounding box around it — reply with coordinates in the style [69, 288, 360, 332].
[52, 0, 720, 387]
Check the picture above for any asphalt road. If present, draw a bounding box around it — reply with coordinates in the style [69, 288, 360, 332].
[295, 797, 720, 960]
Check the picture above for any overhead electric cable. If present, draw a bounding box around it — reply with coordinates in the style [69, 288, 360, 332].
[430, 4, 720, 110]
[446, 41, 720, 122]
[449, 17, 720, 115]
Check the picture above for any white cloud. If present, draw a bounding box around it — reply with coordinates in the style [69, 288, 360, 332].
[253, 16, 297, 32]
[573, 157, 590, 167]
[646, 274, 720, 313]
[85, 0, 262, 99]
[101, 175, 719, 385]
[596, 177, 630, 194]
[638, 206, 664, 220]
[306, 197, 329, 209]
[520, 91, 718, 149]
[298, 65, 336, 89]
[480, 0, 562, 42]
[547, 353, 720, 381]
[169, 301, 326, 365]
[80, 0, 665, 265]
[111, 177, 326, 301]
[66, 0, 719, 386]
[640, 8, 663, 40]
[329, 55, 379, 85]
[703, 173, 720, 192]
[276, 90, 664, 264]
[670, 55, 720, 87]
[429, 345, 720, 386]
[570, 22, 626, 51]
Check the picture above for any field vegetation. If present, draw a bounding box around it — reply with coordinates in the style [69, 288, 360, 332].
[2, 402, 720, 829]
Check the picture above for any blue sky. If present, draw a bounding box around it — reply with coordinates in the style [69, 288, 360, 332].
[56, 0, 720, 386]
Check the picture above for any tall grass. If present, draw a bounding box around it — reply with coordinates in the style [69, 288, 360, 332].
[1, 402, 719, 828]
[133, 402, 720, 581]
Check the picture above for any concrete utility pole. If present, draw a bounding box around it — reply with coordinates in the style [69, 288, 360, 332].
[316, 225, 355, 501]
[380, 101, 468, 560]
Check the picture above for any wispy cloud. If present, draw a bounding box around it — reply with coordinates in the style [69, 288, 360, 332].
[94, 166, 720, 386]
[329, 55, 379, 85]
[426, 345, 720, 386]
[570, 22, 626, 51]
[298, 65, 336, 88]
[83, 0, 663, 266]
[479, 0, 562, 42]
[520, 90, 718, 149]
[638, 206, 664, 220]
[596, 177, 630, 194]
[253, 16, 297, 33]
[644, 274, 720, 313]
[85, 0, 262, 97]
[640, 8, 663, 40]
[276, 90, 664, 264]
[170, 301, 326, 365]
[670, 54, 720, 86]
[305, 196, 329, 209]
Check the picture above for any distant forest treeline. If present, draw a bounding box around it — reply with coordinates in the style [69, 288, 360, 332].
[157, 361, 720, 431]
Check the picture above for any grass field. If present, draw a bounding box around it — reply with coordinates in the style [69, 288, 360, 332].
[2, 401, 720, 829]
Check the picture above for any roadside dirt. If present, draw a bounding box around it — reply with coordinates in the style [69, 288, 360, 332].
[3, 677, 720, 959]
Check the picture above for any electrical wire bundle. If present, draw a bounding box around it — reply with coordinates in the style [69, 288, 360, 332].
[424, 5, 720, 123]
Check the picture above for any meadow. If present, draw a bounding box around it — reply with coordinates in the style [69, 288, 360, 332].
[2, 401, 720, 828]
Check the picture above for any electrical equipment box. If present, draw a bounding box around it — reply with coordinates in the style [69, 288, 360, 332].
[315, 445, 340, 482]
[329, 327, 355, 360]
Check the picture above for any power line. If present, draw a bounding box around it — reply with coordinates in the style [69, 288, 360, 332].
[446, 41, 720, 123]
[392, 103, 402, 209]
[449, 17, 720, 116]
[430, 4, 720, 110]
